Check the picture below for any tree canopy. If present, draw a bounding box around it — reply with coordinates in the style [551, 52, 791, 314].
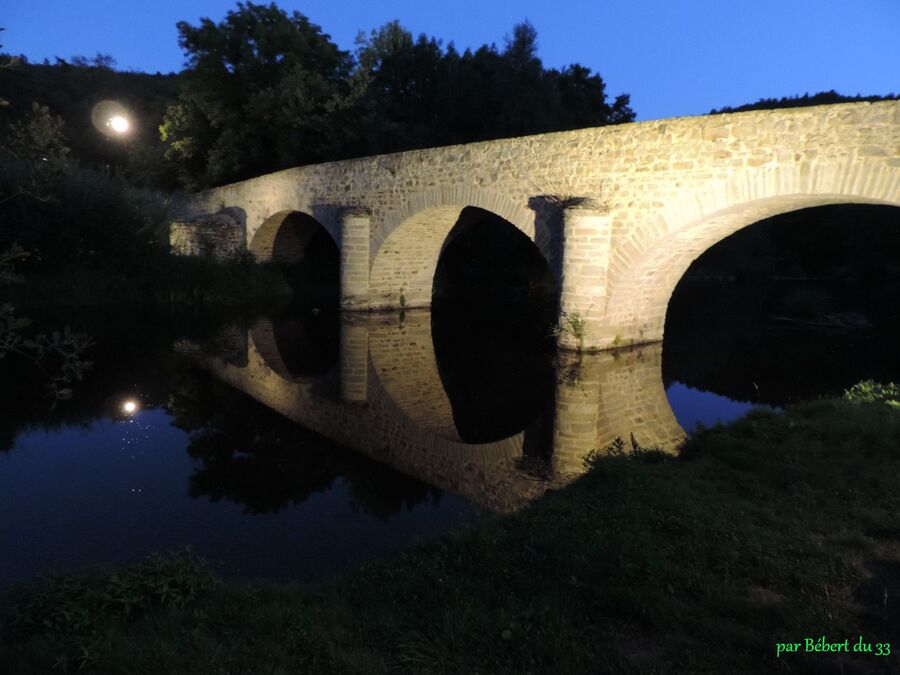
[4, 7, 638, 192]
[160, 5, 635, 189]
[0, 54, 180, 189]
[347, 20, 634, 158]
[159, 2, 352, 190]
[710, 90, 898, 115]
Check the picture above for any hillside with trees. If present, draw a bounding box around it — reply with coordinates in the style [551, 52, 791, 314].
[0, 52, 180, 189]
[710, 90, 897, 115]
[2, 3, 635, 191]
[159, 5, 635, 189]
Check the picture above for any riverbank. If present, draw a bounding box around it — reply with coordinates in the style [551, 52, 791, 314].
[2, 394, 899, 673]
[6, 254, 292, 309]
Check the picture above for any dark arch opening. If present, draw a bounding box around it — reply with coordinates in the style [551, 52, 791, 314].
[270, 212, 340, 309]
[663, 203, 900, 413]
[248, 312, 339, 381]
[271, 312, 340, 379]
[430, 206, 558, 444]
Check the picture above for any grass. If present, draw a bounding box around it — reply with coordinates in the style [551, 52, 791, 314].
[2, 550, 218, 671]
[2, 396, 899, 673]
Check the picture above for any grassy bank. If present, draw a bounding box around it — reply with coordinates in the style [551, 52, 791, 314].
[2, 396, 899, 673]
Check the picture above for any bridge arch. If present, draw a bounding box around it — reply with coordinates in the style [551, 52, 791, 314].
[604, 161, 900, 346]
[368, 187, 552, 309]
[248, 210, 337, 263]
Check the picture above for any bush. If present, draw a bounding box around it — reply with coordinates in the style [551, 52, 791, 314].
[844, 380, 900, 407]
[0, 162, 169, 268]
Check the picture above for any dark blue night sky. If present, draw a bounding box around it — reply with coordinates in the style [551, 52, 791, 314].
[4, 0, 899, 121]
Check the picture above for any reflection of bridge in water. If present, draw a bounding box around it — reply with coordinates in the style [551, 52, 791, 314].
[180, 311, 684, 513]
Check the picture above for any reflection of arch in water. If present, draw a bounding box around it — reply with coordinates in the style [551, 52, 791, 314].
[366, 310, 463, 441]
[365, 309, 549, 464]
[604, 162, 900, 347]
[242, 315, 541, 512]
[183, 314, 686, 512]
[364, 312, 545, 511]
[248, 315, 339, 384]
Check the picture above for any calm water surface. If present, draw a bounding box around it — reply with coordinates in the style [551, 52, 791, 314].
[2, 295, 899, 595]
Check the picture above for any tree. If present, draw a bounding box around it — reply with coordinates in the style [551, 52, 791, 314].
[349, 21, 448, 154]
[70, 53, 116, 70]
[1, 33, 181, 190]
[710, 90, 898, 115]
[160, 9, 636, 189]
[0, 28, 71, 205]
[1, 102, 70, 205]
[351, 20, 635, 155]
[160, 2, 351, 189]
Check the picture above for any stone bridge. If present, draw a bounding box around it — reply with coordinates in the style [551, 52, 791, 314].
[173, 101, 900, 350]
[179, 311, 684, 512]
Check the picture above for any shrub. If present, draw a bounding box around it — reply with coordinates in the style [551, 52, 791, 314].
[844, 380, 900, 407]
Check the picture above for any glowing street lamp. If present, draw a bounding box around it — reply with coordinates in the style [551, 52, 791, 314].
[121, 399, 139, 415]
[107, 115, 130, 134]
[92, 100, 134, 139]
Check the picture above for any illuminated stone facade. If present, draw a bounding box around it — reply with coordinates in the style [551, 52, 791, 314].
[173, 101, 900, 350]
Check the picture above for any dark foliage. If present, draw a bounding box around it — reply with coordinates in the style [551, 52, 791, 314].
[710, 89, 898, 115]
[160, 2, 353, 190]
[3, 9, 637, 192]
[161, 8, 635, 189]
[0, 56, 181, 189]
[345, 20, 634, 162]
[169, 363, 442, 518]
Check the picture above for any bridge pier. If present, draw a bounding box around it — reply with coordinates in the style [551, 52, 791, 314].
[339, 315, 369, 403]
[552, 346, 686, 475]
[558, 204, 612, 351]
[552, 351, 604, 476]
[340, 208, 371, 310]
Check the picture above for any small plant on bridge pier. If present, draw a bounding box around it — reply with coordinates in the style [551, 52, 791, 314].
[552, 311, 586, 352]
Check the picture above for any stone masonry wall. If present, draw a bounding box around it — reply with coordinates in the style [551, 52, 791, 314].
[175, 101, 900, 349]
[170, 215, 246, 261]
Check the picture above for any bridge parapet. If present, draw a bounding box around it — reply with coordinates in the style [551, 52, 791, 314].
[174, 100, 900, 350]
